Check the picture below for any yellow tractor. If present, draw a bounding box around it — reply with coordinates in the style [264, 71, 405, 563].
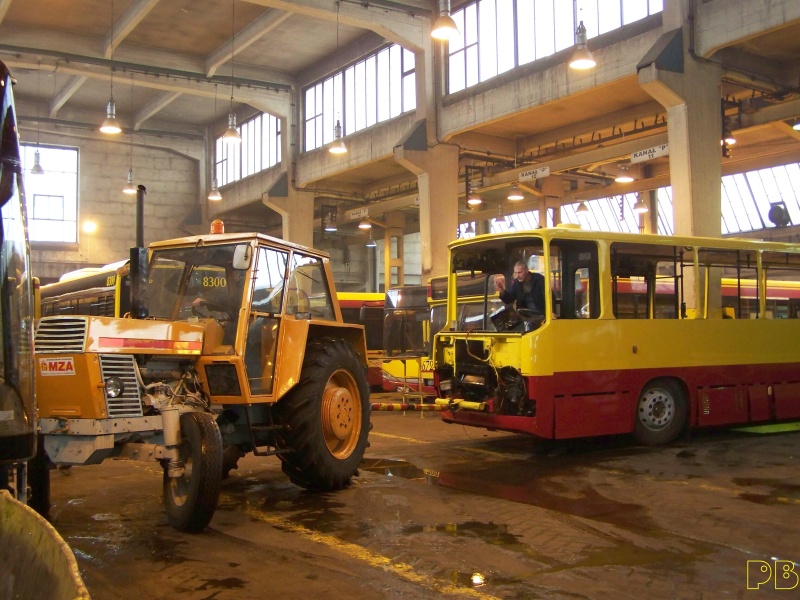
[35, 231, 371, 531]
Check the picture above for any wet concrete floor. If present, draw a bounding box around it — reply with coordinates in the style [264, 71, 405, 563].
[47, 405, 800, 599]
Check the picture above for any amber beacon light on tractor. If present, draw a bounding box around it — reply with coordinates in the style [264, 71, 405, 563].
[34, 225, 371, 531]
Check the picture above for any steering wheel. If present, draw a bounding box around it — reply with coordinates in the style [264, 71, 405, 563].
[516, 308, 545, 328]
[192, 299, 232, 322]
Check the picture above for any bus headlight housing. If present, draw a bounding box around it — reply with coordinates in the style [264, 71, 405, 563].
[105, 377, 124, 398]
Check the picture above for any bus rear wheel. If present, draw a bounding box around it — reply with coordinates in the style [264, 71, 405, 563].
[633, 379, 687, 446]
[163, 412, 223, 532]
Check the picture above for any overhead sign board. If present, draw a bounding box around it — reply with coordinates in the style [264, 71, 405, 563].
[519, 166, 550, 182]
[347, 207, 369, 220]
[631, 143, 669, 164]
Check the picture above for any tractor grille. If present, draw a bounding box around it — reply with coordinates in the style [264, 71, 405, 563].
[99, 354, 143, 417]
[34, 317, 88, 353]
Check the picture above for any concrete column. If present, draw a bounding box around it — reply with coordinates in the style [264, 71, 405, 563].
[262, 188, 315, 248]
[637, 14, 722, 238]
[394, 142, 459, 279]
[384, 211, 405, 287]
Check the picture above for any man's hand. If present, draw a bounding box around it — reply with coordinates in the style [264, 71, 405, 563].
[495, 274, 506, 292]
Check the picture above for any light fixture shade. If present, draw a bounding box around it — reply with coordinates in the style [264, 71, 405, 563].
[507, 183, 524, 201]
[722, 126, 737, 145]
[324, 212, 338, 232]
[576, 201, 589, 214]
[569, 21, 596, 70]
[208, 178, 222, 201]
[614, 164, 635, 183]
[223, 113, 241, 145]
[793, 120, 800, 131]
[329, 120, 347, 155]
[100, 99, 122, 134]
[467, 192, 482, 206]
[123, 169, 136, 194]
[465, 222, 475, 234]
[30, 149, 44, 175]
[633, 198, 649, 214]
[365, 231, 377, 247]
[432, 14, 459, 40]
[358, 218, 372, 230]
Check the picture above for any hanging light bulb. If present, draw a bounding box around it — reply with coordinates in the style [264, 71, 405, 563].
[467, 190, 482, 207]
[329, 119, 347, 154]
[31, 64, 44, 174]
[100, 1, 122, 134]
[30, 149, 44, 175]
[493, 204, 505, 224]
[576, 201, 589, 215]
[123, 168, 136, 194]
[431, 0, 459, 40]
[465, 222, 475, 235]
[208, 178, 222, 201]
[324, 211, 338, 232]
[100, 96, 122, 134]
[793, 119, 800, 131]
[223, 112, 241, 145]
[224, 0, 241, 146]
[633, 198, 649, 214]
[507, 182, 524, 201]
[569, 21, 596, 70]
[722, 124, 737, 145]
[614, 163, 634, 183]
[358, 218, 372, 230]
[366, 230, 376, 247]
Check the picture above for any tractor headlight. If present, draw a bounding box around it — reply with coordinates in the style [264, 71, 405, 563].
[105, 377, 124, 398]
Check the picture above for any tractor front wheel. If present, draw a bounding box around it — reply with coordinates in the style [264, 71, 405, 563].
[163, 412, 223, 532]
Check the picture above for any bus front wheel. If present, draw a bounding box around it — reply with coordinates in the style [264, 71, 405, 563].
[163, 412, 223, 532]
[633, 379, 687, 446]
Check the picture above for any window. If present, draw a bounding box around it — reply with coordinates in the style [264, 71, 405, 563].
[21, 145, 78, 244]
[304, 44, 416, 151]
[448, 0, 663, 94]
[215, 112, 281, 186]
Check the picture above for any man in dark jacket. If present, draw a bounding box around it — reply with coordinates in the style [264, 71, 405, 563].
[495, 260, 546, 314]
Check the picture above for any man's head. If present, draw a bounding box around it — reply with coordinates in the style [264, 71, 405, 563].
[513, 260, 530, 282]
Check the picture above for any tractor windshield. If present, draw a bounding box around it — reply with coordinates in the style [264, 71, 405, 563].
[148, 244, 248, 345]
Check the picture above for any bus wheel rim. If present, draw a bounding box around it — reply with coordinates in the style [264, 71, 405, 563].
[638, 389, 674, 430]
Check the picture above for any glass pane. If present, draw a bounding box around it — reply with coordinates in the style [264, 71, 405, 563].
[517, 0, 535, 65]
[623, 0, 647, 23]
[534, 0, 555, 58]
[449, 51, 466, 93]
[478, 0, 498, 81]
[496, 0, 515, 74]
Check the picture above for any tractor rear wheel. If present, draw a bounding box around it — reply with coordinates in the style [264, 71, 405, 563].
[276, 337, 370, 490]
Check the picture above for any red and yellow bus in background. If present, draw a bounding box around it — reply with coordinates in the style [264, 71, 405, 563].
[337, 292, 384, 390]
[381, 284, 433, 394]
[433, 227, 800, 445]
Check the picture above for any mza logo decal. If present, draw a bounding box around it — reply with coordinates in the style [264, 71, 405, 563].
[39, 357, 76, 376]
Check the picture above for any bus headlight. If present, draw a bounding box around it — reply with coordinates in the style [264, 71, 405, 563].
[105, 377, 124, 398]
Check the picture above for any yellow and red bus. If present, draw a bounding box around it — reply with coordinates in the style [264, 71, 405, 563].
[433, 227, 800, 445]
[381, 284, 433, 394]
[337, 292, 384, 390]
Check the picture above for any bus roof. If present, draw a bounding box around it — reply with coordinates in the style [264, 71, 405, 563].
[449, 227, 800, 254]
